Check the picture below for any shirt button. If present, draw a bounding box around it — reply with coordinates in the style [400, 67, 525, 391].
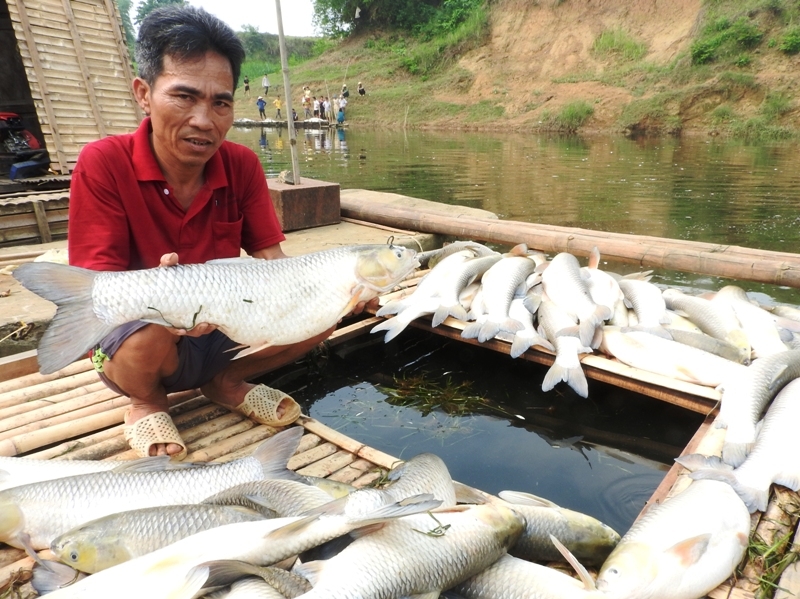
[164, 189, 169, 195]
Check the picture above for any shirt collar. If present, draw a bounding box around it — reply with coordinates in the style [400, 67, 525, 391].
[132, 117, 229, 190]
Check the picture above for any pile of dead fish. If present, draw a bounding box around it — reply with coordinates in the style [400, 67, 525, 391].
[372, 241, 800, 400]
[0, 427, 753, 599]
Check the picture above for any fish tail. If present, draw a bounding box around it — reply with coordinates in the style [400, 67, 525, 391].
[12, 262, 114, 374]
[432, 304, 468, 328]
[252, 428, 305, 480]
[461, 321, 483, 339]
[375, 299, 405, 317]
[31, 561, 86, 596]
[478, 321, 502, 343]
[542, 362, 588, 397]
[510, 332, 554, 359]
[370, 316, 410, 342]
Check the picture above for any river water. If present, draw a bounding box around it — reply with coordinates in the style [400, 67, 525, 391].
[234, 126, 799, 536]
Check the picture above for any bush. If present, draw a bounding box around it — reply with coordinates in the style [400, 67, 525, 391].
[690, 17, 763, 64]
[779, 27, 800, 53]
[761, 92, 793, 119]
[734, 54, 751, 67]
[593, 29, 647, 61]
[552, 100, 594, 131]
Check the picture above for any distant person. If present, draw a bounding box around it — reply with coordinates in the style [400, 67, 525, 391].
[337, 107, 345, 124]
[341, 84, 349, 98]
[243, 75, 250, 99]
[358, 82, 366, 96]
[324, 97, 332, 121]
[313, 96, 319, 118]
[339, 94, 348, 119]
[262, 73, 270, 95]
[302, 94, 311, 118]
[273, 96, 283, 119]
[292, 108, 298, 121]
[256, 96, 266, 119]
[333, 96, 340, 117]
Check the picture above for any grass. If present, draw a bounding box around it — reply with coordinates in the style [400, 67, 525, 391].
[744, 530, 798, 598]
[380, 373, 510, 417]
[593, 28, 647, 61]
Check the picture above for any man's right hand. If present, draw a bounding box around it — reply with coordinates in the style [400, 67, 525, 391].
[159, 252, 218, 337]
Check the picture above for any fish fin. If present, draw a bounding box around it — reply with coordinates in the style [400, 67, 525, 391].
[461, 321, 483, 339]
[721, 442, 753, 469]
[587, 246, 601, 270]
[168, 564, 210, 599]
[376, 298, 406, 317]
[477, 321, 501, 343]
[31, 560, 86, 595]
[453, 482, 491, 504]
[549, 534, 596, 591]
[666, 533, 711, 566]
[775, 317, 800, 333]
[231, 342, 274, 360]
[13, 263, 115, 374]
[370, 316, 410, 343]
[623, 297, 633, 309]
[293, 560, 324, 586]
[337, 284, 365, 320]
[506, 243, 529, 257]
[542, 362, 588, 398]
[523, 294, 542, 315]
[431, 306, 449, 328]
[554, 325, 580, 339]
[192, 560, 264, 590]
[252, 428, 305, 480]
[205, 257, 256, 265]
[768, 364, 790, 392]
[674, 453, 731, 472]
[498, 490, 559, 508]
[687, 469, 765, 512]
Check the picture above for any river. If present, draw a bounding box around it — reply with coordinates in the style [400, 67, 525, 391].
[232, 125, 798, 536]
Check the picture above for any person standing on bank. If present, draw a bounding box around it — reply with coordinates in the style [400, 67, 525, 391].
[358, 82, 366, 96]
[262, 72, 270, 96]
[256, 95, 266, 119]
[68, 5, 360, 459]
[273, 95, 283, 119]
[243, 74, 250, 99]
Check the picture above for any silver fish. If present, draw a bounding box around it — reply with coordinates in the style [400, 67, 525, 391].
[451, 553, 597, 599]
[0, 456, 128, 491]
[508, 292, 554, 358]
[617, 279, 667, 328]
[538, 299, 592, 398]
[596, 480, 750, 599]
[717, 349, 800, 467]
[542, 252, 611, 348]
[14, 245, 419, 374]
[681, 377, 800, 512]
[0, 427, 303, 551]
[50, 504, 265, 573]
[195, 562, 312, 599]
[383, 453, 457, 508]
[202, 478, 334, 517]
[665, 329, 751, 365]
[289, 503, 524, 599]
[712, 285, 788, 358]
[416, 241, 497, 269]
[432, 254, 502, 327]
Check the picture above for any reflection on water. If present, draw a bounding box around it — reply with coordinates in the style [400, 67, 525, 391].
[237, 126, 796, 534]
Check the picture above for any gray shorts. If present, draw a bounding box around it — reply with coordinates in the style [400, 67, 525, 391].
[92, 321, 240, 396]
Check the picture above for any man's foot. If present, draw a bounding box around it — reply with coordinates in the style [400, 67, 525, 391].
[201, 380, 300, 425]
[124, 404, 186, 457]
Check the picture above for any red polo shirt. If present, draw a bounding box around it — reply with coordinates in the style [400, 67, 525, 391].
[68, 117, 285, 271]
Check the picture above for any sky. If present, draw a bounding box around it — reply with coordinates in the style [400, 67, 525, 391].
[187, 0, 318, 37]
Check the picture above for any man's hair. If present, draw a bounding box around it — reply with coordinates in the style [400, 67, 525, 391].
[136, 5, 245, 89]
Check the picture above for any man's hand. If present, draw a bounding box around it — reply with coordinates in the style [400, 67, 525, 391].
[159, 252, 217, 337]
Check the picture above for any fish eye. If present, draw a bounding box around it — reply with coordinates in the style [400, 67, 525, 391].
[394, 248, 404, 258]
[69, 551, 78, 561]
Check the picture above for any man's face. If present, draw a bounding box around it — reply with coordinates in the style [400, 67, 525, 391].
[134, 51, 235, 171]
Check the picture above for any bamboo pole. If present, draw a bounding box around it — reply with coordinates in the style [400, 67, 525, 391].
[0, 384, 113, 433]
[274, 0, 301, 185]
[0, 357, 92, 393]
[340, 196, 800, 288]
[296, 450, 356, 478]
[0, 370, 101, 409]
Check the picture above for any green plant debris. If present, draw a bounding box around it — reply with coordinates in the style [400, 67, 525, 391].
[744, 529, 798, 598]
[380, 373, 510, 417]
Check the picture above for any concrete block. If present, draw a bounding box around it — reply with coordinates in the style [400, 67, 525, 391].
[267, 177, 340, 232]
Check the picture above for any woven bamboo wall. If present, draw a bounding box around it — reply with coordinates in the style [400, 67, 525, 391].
[4, 0, 142, 174]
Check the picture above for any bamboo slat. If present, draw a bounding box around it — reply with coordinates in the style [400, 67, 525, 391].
[0, 383, 111, 431]
[341, 195, 800, 288]
[182, 425, 278, 463]
[287, 441, 338, 470]
[0, 358, 93, 394]
[296, 450, 357, 478]
[0, 369, 102, 409]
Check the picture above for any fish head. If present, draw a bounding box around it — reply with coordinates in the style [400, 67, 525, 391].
[596, 541, 659, 598]
[50, 531, 134, 573]
[474, 503, 525, 550]
[0, 498, 25, 547]
[354, 245, 419, 293]
[558, 511, 621, 566]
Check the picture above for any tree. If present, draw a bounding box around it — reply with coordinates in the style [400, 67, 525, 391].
[240, 24, 267, 57]
[134, 0, 186, 26]
[116, 0, 136, 53]
[313, 0, 440, 37]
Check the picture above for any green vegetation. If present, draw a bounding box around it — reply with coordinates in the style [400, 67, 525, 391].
[381, 373, 510, 417]
[779, 26, 800, 53]
[690, 16, 763, 65]
[592, 28, 647, 61]
[743, 530, 797, 598]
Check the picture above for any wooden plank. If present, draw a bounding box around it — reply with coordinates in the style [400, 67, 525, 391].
[7, 0, 69, 172]
[31, 201, 52, 243]
[0, 350, 40, 384]
[0, 357, 92, 393]
[340, 196, 800, 288]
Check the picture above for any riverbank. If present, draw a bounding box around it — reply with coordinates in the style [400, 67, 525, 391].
[241, 0, 800, 139]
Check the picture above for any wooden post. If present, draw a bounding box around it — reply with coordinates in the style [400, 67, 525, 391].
[31, 201, 52, 243]
[274, 0, 301, 185]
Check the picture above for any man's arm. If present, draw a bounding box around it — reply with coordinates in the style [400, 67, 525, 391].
[251, 244, 287, 260]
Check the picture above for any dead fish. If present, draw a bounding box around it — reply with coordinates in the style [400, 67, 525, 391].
[665, 329, 751, 365]
[617, 279, 667, 329]
[416, 241, 497, 269]
[542, 252, 612, 348]
[538, 299, 592, 398]
[680, 377, 800, 512]
[712, 285, 787, 358]
[383, 453, 457, 508]
[595, 480, 750, 599]
[432, 254, 502, 327]
[14, 245, 419, 374]
[0, 456, 137, 492]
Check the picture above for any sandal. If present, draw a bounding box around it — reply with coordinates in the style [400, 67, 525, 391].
[123, 411, 188, 460]
[235, 385, 302, 427]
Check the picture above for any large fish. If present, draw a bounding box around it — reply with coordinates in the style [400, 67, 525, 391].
[44, 491, 440, 599]
[599, 327, 747, 388]
[0, 427, 303, 551]
[595, 479, 750, 599]
[617, 279, 667, 329]
[680, 377, 800, 512]
[201, 478, 334, 517]
[450, 553, 598, 599]
[283, 503, 524, 599]
[716, 349, 800, 467]
[0, 456, 129, 491]
[382, 453, 458, 508]
[456, 483, 619, 566]
[711, 285, 788, 358]
[538, 299, 592, 398]
[50, 504, 266, 573]
[14, 244, 419, 374]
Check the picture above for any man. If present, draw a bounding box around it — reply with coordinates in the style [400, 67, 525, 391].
[261, 73, 270, 96]
[273, 95, 283, 119]
[68, 6, 333, 459]
[256, 95, 266, 119]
